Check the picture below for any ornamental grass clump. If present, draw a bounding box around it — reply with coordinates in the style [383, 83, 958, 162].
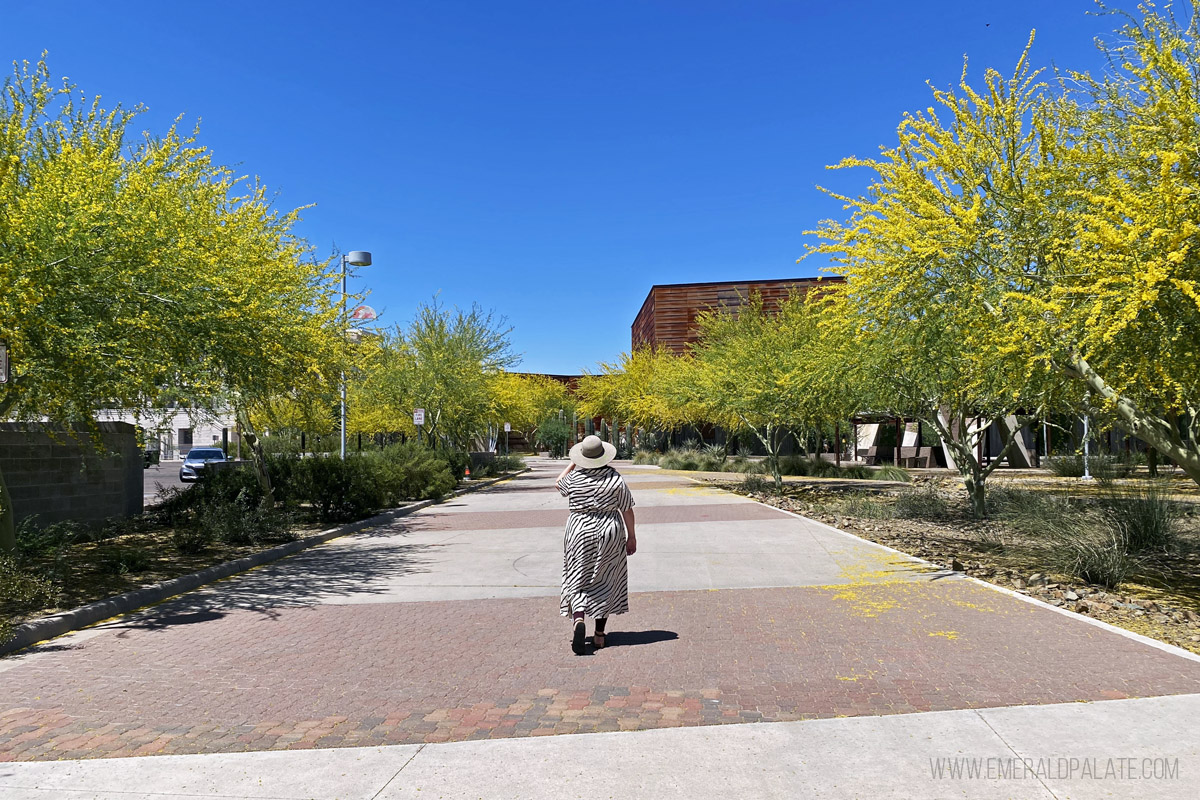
[840, 493, 896, 519]
[871, 465, 912, 483]
[632, 449, 661, 465]
[1101, 483, 1177, 554]
[893, 486, 948, 519]
[1053, 521, 1139, 590]
[989, 487, 1074, 537]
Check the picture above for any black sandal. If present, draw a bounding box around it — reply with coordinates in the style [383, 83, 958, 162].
[571, 619, 586, 655]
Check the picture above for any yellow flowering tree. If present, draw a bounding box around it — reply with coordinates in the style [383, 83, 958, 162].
[684, 294, 860, 491]
[805, 42, 1067, 515]
[810, 2, 1200, 490]
[1007, 2, 1200, 481]
[355, 299, 518, 451]
[488, 372, 574, 449]
[576, 347, 702, 434]
[0, 59, 342, 544]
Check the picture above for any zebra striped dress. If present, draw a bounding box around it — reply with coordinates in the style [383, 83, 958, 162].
[557, 465, 635, 618]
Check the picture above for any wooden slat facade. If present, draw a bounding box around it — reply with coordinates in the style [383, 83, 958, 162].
[631, 277, 842, 353]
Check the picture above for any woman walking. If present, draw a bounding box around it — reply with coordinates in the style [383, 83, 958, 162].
[555, 434, 637, 655]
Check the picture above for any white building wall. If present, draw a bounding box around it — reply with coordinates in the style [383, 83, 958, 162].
[95, 408, 239, 460]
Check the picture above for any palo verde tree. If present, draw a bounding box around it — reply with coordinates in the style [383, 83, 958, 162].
[1002, 1, 1200, 482]
[683, 294, 851, 491]
[806, 37, 1074, 516]
[357, 298, 518, 451]
[812, 1, 1200, 498]
[0, 59, 342, 545]
[488, 372, 574, 450]
[576, 347, 704, 442]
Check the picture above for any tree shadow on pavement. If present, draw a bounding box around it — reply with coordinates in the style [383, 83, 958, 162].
[603, 630, 679, 647]
[101, 541, 439, 634]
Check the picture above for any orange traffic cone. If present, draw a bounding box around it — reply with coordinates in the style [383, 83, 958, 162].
[465, 466, 471, 478]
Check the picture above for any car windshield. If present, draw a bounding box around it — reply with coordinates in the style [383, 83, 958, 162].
[187, 449, 225, 460]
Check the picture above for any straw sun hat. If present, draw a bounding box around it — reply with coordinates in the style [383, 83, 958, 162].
[569, 434, 617, 468]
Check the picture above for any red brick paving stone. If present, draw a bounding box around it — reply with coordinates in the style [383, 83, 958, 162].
[4, 580, 1200, 761]
[403, 502, 788, 532]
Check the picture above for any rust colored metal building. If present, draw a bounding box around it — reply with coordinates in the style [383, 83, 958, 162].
[631, 276, 842, 352]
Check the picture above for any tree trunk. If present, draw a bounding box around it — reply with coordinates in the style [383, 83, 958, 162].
[236, 408, 275, 509]
[1065, 353, 1200, 484]
[928, 410, 1029, 519]
[962, 472, 987, 520]
[764, 424, 784, 493]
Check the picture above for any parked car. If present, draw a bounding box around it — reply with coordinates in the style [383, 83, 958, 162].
[179, 447, 227, 482]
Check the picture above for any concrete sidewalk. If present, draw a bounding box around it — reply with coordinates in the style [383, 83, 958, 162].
[2, 458, 1198, 798]
[3, 694, 1196, 799]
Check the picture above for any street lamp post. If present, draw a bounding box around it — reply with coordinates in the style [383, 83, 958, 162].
[341, 250, 372, 460]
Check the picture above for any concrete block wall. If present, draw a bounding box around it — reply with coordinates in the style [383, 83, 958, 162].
[0, 422, 142, 528]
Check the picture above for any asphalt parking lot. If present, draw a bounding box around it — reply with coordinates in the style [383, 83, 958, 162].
[142, 462, 188, 503]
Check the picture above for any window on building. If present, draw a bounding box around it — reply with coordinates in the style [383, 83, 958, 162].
[178, 428, 193, 446]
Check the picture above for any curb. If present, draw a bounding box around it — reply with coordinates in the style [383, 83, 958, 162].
[1, 467, 530, 657]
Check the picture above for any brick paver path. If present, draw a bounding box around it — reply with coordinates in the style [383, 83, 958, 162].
[4, 462, 1200, 761]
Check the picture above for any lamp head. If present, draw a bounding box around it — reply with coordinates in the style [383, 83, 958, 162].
[347, 250, 372, 267]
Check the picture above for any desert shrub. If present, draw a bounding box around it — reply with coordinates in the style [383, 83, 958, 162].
[782, 456, 844, 478]
[441, 449, 470, 481]
[1101, 483, 1177, 553]
[1047, 455, 1086, 478]
[293, 456, 386, 522]
[96, 546, 153, 575]
[172, 524, 213, 554]
[742, 473, 772, 494]
[894, 486, 948, 519]
[0, 555, 58, 643]
[492, 453, 527, 473]
[259, 433, 303, 457]
[725, 456, 766, 474]
[536, 418, 571, 458]
[1091, 455, 1134, 486]
[374, 444, 460, 501]
[777, 455, 812, 476]
[841, 493, 896, 519]
[871, 465, 912, 483]
[15, 516, 87, 557]
[203, 488, 295, 546]
[632, 449, 660, 465]
[265, 454, 303, 507]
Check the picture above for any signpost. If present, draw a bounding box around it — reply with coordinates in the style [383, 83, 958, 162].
[414, 408, 425, 445]
[0, 337, 8, 384]
[504, 422, 511, 455]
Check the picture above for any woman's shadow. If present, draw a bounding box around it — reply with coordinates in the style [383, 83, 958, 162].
[601, 630, 678, 647]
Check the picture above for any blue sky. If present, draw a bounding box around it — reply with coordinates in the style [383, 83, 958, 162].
[3, 1, 1116, 373]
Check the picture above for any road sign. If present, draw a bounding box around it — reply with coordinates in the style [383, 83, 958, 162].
[413, 408, 425, 426]
[503, 422, 511, 432]
[350, 305, 377, 321]
[0, 338, 8, 384]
